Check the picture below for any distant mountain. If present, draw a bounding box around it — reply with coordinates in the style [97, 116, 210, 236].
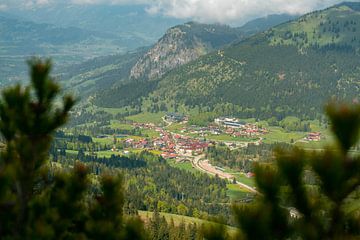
[5, 4, 183, 48]
[130, 15, 300, 81]
[0, 15, 136, 85]
[130, 22, 244, 80]
[237, 14, 298, 34]
[73, 15, 293, 101]
[95, 2, 360, 120]
[57, 48, 148, 97]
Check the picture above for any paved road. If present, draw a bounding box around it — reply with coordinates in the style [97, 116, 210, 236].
[192, 155, 259, 194]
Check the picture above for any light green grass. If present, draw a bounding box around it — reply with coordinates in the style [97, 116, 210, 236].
[65, 150, 78, 156]
[93, 151, 121, 158]
[263, 127, 307, 144]
[138, 211, 239, 235]
[99, 107, 128, 115]
[227, 184, 254, 200]
[168, 159, 199, 175]
[207, 134, 258, 142]
[142, 129, 160, 138]
[126, 112, 165, 124]
[109, 121, 134, 130]
[93, 137, 114, 145]
[233, 173, 256, 188]
[166, 123, 185, 132]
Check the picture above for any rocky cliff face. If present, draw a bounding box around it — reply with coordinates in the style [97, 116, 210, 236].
[130, 22, 242, 80]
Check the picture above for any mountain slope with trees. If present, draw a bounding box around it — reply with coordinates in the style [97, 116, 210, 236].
[107, 2, 360, 120]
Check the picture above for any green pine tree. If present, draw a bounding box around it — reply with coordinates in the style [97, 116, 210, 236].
[0, 59, 146, 239]
[232, 103, 360, 240]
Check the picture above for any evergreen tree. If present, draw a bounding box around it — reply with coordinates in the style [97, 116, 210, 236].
[232, 103, 360, 239]
[0, 59, 145, 239]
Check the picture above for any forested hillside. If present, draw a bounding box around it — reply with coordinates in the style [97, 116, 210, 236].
[95, 2, 360, 120]
[57, 49, 147, 97]
[130, 22, 244, 80]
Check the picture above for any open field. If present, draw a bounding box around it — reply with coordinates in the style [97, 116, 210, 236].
[166, 123, 184, 132]
[138, 211, 239, 235]
[126, 112, 165, 124]
[206, 134, 259, 142]
[167, 159, 199, 175]
[109, 121, 134, 130]
[230, 173, 256, 188]
[142, 129, 160, 138]
[227, 184, 254, 200]
[263, 127, 307, 144]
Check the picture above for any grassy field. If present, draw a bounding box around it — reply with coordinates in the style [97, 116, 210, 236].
[138, 211, 239, 235]
[263, 126, 307, 144]
[233, 174, 256, 188]
[166, 123, 184, 132]
[93, 151, 121, 158]
[227, 184, 253, 200]
[99, 107, 128, 115]
[126, 112, 165, 124]
[167, 159, 199, 175]
[207, 134, 259, 142]
[142, 129, 160, 138]
[109, 121, 134, 130]
[93, 137, 114, 145]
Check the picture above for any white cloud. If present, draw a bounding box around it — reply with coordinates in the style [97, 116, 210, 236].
[2, 0, 359, 24]
[70, 0, 149, 5]
[0, 4, 8, 11]
[144, 0, 350, 25]
[22, 0, 51, 8]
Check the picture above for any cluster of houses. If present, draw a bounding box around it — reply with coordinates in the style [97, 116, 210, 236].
[164, 112, 187, 123]
[305, 132, 321, 141]
[214, 117, 268, 137]
[151, 128, 210, 159]
[124, 138, 151, 149]
[174, 134, 209, 155]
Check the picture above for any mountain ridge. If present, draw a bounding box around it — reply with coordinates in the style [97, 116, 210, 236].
[94, 2, 360, 120]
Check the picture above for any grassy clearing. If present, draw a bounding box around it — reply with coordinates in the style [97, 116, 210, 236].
[207, 134, 258, 142]
[138, 211, 239, 235]
[65, 150, 78, 157]
[233, 174, 256, 188]
[109, 121, 134, 130]
[126, 112, 165, 124]
[93, 151, 121, 158]
[149, 150, 162, 155]
[142, 129, 160, 138]
[263, 127, 307, 144]
[167, 159, 199, 175]
[99, 107, 128, 115]
[93, 137, 114, 145]
[166, 123, 185, 132]
[227, 184, 253, 200]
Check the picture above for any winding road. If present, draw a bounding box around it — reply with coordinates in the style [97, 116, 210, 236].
[192, 155, 259, 194]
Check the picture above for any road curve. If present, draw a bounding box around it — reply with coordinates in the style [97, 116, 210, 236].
[192, 155, 259, 194]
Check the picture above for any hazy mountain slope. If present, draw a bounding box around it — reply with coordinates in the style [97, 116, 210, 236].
[57, 48, 148, 97]
[237, 14, 298, 35]
[0, 15, 130, 85]
[95, 2, 360, 119]
[5, 4, 183, 48]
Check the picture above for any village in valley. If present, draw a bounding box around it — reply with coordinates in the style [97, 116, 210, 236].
[92, 112, 324, 193]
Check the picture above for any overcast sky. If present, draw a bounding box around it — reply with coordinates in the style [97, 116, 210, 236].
[0, 0, 358, 24]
